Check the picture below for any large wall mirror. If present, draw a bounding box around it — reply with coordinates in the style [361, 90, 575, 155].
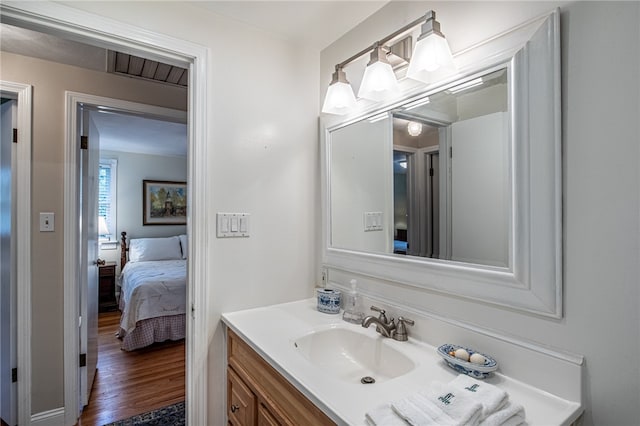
[322, 10, 562, 317]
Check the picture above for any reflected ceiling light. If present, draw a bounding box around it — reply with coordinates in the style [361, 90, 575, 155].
[321, 67, 357, 115]
[321, 10, 454, 116]
[407, 121, 423, 136]
[358, 44, 399, 101]
[404, 97, 430, 111]
[448, 77, 484, 94]
[407, 11, 456, 84]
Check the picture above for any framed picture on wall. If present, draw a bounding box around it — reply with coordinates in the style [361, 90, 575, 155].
[143, 180, 187, 225]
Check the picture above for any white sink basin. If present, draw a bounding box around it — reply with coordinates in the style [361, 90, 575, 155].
[292, 326, 416, 383]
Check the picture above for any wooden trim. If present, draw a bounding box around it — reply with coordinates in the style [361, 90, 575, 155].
[120, 231, 128, 270]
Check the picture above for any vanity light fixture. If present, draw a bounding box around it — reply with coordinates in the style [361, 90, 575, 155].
[321, 67, 358, 115]
[322, 10, 455, 115]
[407, 121, 423, 136]
[358, 43, 399, 101]
[407, 11, 456, 83]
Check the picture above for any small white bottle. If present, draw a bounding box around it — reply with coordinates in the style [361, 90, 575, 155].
[342, 279, 364, 324]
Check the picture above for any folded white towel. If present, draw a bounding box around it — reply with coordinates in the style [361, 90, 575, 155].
[390, 382, 483, 426]
[479, 401, 525, 426]
[391, 392, 457, 425]
[365, 403, 409, 426]
[450, 375, 508, 419]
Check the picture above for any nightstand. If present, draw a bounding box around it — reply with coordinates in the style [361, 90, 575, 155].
[98, 261, 118, 312]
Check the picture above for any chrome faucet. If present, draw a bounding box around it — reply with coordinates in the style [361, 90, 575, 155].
[362, 314, 396, 337]
[361, 306, 414, 341]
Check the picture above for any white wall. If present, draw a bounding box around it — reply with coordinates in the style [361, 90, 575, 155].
[321, 2, 639, 425]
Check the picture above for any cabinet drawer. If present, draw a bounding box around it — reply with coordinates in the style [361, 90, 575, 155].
[228, 367, 256, 426]
[99, 264, 115, 277]
[258, 403, 280, 426]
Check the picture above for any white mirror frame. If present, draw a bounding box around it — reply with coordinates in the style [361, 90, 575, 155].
[321, 9, 561, 318]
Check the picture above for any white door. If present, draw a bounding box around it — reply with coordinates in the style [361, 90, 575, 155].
[79, 105, 99, 409]
[0, 97, 17, 426]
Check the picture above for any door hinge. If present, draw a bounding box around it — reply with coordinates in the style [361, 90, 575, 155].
[449, 146, 453, 158]
[12, 128, 18, 143]
[79, 353, 87, 367]
[81, 135, 88, 150]
[191, 303, 195, 319]
[11, 367, 17, 383]
[429, 167, 434, 177]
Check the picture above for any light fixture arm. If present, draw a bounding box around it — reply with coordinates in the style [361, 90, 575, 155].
[334, 13, 428, 70]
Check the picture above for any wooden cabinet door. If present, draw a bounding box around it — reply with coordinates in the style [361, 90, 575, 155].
[257, 403, 281, 426]
[228, 367, 256, 425]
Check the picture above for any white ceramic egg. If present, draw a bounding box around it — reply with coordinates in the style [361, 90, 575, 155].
[454, 348, 470, 361]
[470, 353, 486, 365]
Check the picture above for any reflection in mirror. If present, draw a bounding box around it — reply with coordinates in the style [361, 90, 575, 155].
[330, 68, 510, 268]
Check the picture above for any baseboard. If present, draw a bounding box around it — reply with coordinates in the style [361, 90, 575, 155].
[31, 408, 65, 426]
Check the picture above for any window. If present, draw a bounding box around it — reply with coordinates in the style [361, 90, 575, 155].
[98, 158, 117, 245]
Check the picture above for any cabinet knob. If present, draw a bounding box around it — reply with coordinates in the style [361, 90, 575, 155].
[231, 404, 240, 413]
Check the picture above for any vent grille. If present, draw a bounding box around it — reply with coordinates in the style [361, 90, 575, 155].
[108, 51, 188, 87]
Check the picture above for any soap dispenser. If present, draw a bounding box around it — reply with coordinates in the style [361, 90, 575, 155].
[342, 279, 364, 324]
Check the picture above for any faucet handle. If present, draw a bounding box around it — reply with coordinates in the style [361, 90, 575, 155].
[370, 306, 388, 323]
[394, 316, 415, 341]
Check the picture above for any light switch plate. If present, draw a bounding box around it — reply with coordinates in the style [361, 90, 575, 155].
[216, 213, 250, 238]
[40, 212, 55, 232]
[363, 212, 383, 231]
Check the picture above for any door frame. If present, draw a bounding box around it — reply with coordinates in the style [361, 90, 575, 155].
[0, 81, 32, 426]
[0, 3, 209, 425]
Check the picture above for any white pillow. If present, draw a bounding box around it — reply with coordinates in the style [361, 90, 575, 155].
[179, 234, 188, 259]
[129, 236, 182, 262]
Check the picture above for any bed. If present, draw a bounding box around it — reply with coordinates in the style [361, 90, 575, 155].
[117, 231, 187, 351]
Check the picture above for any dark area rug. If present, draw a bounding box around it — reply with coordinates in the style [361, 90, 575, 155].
[104, 401, 185, 426]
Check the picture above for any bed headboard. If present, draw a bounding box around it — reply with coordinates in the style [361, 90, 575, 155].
[120, 231, 129, 270]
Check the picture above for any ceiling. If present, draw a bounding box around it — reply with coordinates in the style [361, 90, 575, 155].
[0, 1, 389, 156]
[90, 111, 187, 158]
[193, 1, 388, 50]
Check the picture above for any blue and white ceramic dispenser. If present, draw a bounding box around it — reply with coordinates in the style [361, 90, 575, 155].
[317, 288, 341, 314]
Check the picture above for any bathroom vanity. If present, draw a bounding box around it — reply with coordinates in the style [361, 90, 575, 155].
[227, 329, 334, 425]
[222, 299, 583, 425]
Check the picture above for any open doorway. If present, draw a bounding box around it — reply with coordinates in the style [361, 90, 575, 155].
[77, 102, 188, 424]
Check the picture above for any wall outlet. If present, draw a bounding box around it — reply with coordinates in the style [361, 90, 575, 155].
[320, 267, 328, 288]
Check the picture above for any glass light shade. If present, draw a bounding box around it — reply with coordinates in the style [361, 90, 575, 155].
[407, 32, 455, 83]
[358, 61, 399, 101]
[322, 81, 357, 115]
[407, 121, 423, 136]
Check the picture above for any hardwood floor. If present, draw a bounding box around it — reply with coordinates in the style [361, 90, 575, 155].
[78, 311, 185, 426]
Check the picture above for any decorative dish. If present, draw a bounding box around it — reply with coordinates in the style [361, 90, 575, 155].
[437, 343, 498, 379]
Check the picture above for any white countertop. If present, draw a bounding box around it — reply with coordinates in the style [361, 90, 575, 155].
[222, 298, 582, 426]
